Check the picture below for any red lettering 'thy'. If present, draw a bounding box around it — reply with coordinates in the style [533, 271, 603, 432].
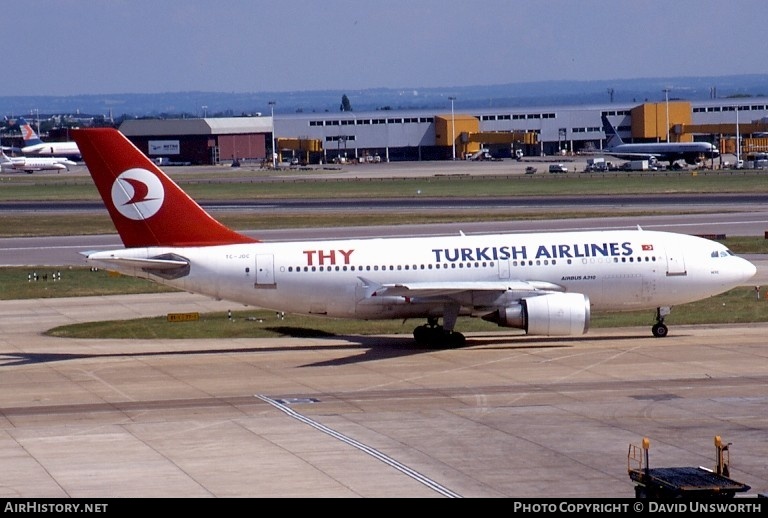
[302, 249, 355, 266]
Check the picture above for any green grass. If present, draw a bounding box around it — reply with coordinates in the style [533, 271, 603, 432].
[2, 168, 768, 203]
[0, 210, 741, 238]
[0, 214, 116, 237]
[43, 286, 767, 340]
[172, 171, 768, 198]
[711, 236, 768, 254]
[0, 267, 176, 300]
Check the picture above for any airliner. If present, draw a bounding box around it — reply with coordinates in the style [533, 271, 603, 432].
[71, 128, 756, 346]
[17, 117, 81, 159]
[0, 150, 77, 173]
[601, 114, 720, 166]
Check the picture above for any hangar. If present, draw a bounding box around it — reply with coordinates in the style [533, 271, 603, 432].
[119, 117, 271, 165]
[118, 99, 768, 166]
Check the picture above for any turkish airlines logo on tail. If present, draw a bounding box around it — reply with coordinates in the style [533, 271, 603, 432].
[111, 168, 164, 220]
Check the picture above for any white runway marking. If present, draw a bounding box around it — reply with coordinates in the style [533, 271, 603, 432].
[257, 394, 462, 498]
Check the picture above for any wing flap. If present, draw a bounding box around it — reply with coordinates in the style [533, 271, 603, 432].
[361, 278, 564, 298]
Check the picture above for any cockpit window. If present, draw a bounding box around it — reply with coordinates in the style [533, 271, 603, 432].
[712, 249, 734, 258]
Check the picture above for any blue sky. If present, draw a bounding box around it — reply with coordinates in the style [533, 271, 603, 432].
[9, 0, 768, 97]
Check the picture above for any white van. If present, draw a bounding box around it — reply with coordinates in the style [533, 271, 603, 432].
[548, 164, 568, 173]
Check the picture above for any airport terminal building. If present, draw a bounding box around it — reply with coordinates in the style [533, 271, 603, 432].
[118, 98, 768, 166]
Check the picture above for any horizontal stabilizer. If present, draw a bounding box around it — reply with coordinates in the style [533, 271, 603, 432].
[82, 251, 189, 270]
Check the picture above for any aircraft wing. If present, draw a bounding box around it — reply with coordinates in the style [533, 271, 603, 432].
[605, 151, 660, 160]
[359, 278, 565, 298]
[582, 149, 659, 161]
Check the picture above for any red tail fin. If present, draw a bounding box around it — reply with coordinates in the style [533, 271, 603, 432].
[72, 128, 257, 248]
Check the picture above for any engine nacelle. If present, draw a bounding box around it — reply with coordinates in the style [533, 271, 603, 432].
[482, 293, 590, 336]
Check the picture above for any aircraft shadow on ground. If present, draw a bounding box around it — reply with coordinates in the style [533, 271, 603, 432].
[288, 332, 653, 367]
[0, 331, 651, 368]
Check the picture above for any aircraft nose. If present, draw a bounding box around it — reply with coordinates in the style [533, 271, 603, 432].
[734, 256, 758, 284]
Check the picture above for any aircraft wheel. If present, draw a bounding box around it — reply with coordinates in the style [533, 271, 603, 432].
[652, 323, 668, 338]
[431, 330, 466, 348]
[446, 331, 466, 348]
[413, 326, 465, 348]
[413, 325, 431, 344]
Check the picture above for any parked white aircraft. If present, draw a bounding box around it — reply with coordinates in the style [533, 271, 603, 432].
[72, 128, 756, 345]
[18, 117, 81, 159]
[0, 150, 77, 173]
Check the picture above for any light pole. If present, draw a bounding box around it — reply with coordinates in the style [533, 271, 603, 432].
[663, 88, 670, 143]
[202, 105, 207, 118]
[736, 106, 741, 166]
[269, 101, 277, 169]
[448, 96, 456, 160]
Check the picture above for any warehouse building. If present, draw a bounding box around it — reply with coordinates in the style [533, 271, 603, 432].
[118, 99, 768, 166]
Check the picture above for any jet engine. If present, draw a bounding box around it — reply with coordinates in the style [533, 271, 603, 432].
[481, 292, 590, 336]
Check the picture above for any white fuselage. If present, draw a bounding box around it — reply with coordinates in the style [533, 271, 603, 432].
[1, 155, 75, 172]
[21, 142, 81, 157]
[87, 229, 756, 323]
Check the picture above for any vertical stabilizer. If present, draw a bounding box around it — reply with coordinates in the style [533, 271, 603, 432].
[601, 114, 624, 148]
[17, 117, 45, 147]
[72, 128, 258, 248]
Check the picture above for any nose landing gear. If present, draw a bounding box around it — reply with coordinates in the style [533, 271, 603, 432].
[652, 307, 670, 338]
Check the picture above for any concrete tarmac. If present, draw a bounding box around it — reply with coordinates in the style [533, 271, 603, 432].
[2, 158, 767, 499]
[1, 292, 767, 498]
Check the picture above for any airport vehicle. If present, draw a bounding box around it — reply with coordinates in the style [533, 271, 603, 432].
[745, 152, 768, 169]
[621, 160, 652, 171]
[72, 128, 756, 345]
[465, 148, 495, 161]
[17, 117, 81, 159]
[601, 114, 719, 167]
[628, 436, 751, 499]
[584, 157, 607, 172]
[0, 150, 77, 173]
[548, 163, 568, 173]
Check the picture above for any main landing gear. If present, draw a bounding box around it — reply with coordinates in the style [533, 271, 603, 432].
[413, 317, 466, 348]
[652, 306, 670, 338]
